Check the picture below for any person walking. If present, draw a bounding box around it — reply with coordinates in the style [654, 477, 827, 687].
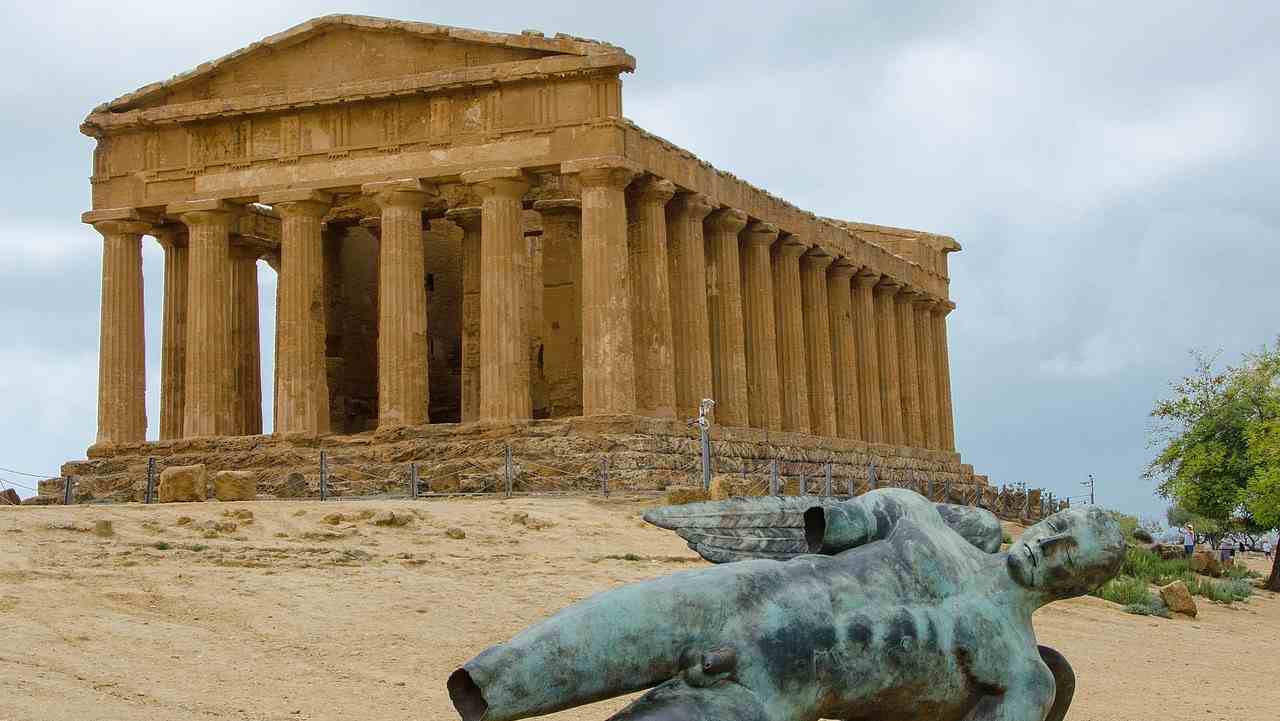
[1183, 525, 1195, 558]
[1264, 539, 1273, 560]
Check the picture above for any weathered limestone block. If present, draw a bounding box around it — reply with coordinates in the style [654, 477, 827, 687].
[212, 470, 257, 501]
[709, 475, 767, 500]
[1159, 580, 1197, 617]
[1191, 550, 1223, 578]
[664, 486, 710, 505]
[158, 464, 207, 503]
[0, 488, 20, 506]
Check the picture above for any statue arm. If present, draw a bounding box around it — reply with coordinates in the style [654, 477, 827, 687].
[807, 488, 939, 554]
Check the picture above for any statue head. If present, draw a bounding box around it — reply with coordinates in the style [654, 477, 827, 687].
[1006, 506, 1125, 602]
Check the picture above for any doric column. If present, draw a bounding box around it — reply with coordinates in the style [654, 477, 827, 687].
[626, 176, 677, 418]
[826, 260, 861, 440]
[446, 207, 482, 423]
[262, 189, 332, 435]
[666, 193, 715, 422]
[800, 248, 836, 437]
[772, 232, 809, 434]
[90, 216, 149, 445]
[895, 288, 924, 449]
[171, 200, 238, 437]
[851, 269, 883, 443]
[229, 243, 262, 435]
[915, 297, 941, 449]
[873, 277, 904, 446]
[562, 157, 638, 416]
[532, 200, 583, 417]
[934, 301, 957, 451]
[740, 221, 782, 430]
[154, 225, 188, 441]
[363, 179, 431, 429]
[263, 250, 282, 432]
[462, 167, 532, 421]
[704, 208, 749, 427]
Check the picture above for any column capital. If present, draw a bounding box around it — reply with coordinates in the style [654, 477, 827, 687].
[873, 276, 903, 296]
[82, 207, 160, 227]
[897, 287, 926, 305]
[445, 206, 483, 232]
[260, 188, 333, 217]
[827, 257, 857, 279]
[460, 167, 531, 200]
[92, 219, 152, 237]
[561, 156, 642, 189]
[167, 198, 242, 218]
[150, 224, 188, 249]
[852, 267, 881, 288]
[668, 192, 715, 222]
[628, 176, 677, 204]
[931, 299, 957, 316]
[801, 247, 835, 271]
[742, 220, 780, 246]
[362, 179, 432, 209]
[774, 232, 808, 257]
[358, 216, 381, 239]
[531, 198, 582, 216]
[705, 207, 749, 234]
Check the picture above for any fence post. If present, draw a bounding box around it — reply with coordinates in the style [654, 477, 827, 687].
[944, 479, 952, 504]
[600, 457, 610, 497]
[62, 475, 74, 506]
[504, 444, 514, 498]
[699, 412, 713, 491]
[824, 463, 833, 497]
[409, 462, 419, 499]
[319, 450, 328, 501]
[145, 457, 157, 504]
[847, 473, 854, 498]
[1022, 486, 1030, 518]
[927, 476, 935, 502]
[868, 461, 877, 491]
[769, 459, 780, 496]
[799, 469, 807, 496]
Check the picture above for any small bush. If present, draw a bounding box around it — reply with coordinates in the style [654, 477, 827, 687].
[1001, 531, 1013, 545]
[1123, 598, 1171, 618]
[153, 542, 171, 551]
[1224, 564, 1261, 581]
[1093, 576, 1154, 607]
[1122, 547, 1191, 586]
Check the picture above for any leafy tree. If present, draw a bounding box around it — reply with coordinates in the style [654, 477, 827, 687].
[1147, 341, 1280, 590]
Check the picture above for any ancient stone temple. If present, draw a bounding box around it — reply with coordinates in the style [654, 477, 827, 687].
[62, 15, 984, 501]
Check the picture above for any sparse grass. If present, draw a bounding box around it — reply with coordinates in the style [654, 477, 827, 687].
[1121, 547, 1190, 586]
[1001, 531, 1012, 545]
[153, 542, 171, 551]
[1123, 598, 1171, 618]
[1224, 564, 1261, 581]
[1094, 575, 1154, 607]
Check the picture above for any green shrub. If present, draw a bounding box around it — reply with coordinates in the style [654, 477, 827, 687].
[1224, 564, 1261, 580]
[1123, 598, 1171, 618]
[1093, 575, 1155, 607]
[1121, 546, 1191, 585]
[1001, 531, 1013, 545]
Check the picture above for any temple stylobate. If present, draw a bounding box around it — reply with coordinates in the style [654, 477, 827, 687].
[70, 15, 973, 500]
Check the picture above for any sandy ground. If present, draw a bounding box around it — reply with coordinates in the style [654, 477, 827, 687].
[1, 497, 1277, 721]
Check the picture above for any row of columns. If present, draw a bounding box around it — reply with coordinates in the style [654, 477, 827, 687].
[90, 158, 956, 455]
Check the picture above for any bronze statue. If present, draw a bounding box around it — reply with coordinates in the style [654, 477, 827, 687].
[449, 488, 1125, 721]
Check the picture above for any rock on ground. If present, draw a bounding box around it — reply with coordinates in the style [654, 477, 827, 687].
[1159, 580, 1198, 617]
[0, 488, 20, 506]
[158, 465, 207, 503]
[212, 471, 257, 502]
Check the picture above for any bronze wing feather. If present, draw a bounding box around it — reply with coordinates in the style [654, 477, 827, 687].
[642, 496, 841, 563]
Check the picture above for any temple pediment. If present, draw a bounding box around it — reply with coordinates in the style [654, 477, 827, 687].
[86, 15, 632, 130]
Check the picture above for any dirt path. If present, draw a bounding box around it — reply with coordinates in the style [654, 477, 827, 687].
[2, 498, 1276, 720]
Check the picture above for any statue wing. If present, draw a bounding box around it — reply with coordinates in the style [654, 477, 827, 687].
[642, 496, 842, 563]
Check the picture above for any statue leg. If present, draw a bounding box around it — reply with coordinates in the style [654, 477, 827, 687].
[1037, 645, 1075, 721]
[606, 679, 773, 721]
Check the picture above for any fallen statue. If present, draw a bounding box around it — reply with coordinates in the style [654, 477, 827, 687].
[449, 488, 1125, 721]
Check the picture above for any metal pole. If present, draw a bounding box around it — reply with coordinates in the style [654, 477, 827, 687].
[62, 475, 74, 506]
[868, 461, 877, 491]
[847, 473, 854, 498]
[145, 457, 157, 504]
[944, 479, 952, 504]
[927, 476, 935, 502]
[600, 457, 609, 497]
[769, 459, 780, 496]
[1022, 485, 1030, 518]
[824, 463, 833, 497]
[799, 469, 807, 496]
[504, 444, 514, 498]
[319, 450, 328, 501]
[410, 462, 419, 499]
[698, 399, 714, 491]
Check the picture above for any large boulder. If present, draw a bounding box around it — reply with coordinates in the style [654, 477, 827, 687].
[158, 465, 207, 503]
[1191, 550, 1223, 578]
[664, 486, 710, 505]
[277, 472, 309, 498]
[212, 471, 256, 502]
[1159, 580, 1198, 617]
[0, 488, 20, 506]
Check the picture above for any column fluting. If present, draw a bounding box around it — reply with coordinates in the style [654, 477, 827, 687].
[896, 288, 924, 449]
[934, 301, 957, 451]
[740, 221, 782, 431]
[665, 192, 715, 423]
[703, 208, 749, 427]
[176, 205, 237, 437]
[532, 200, 583, 418]
[851, 269, 883, 444]
[92, 219, 149, 445]
[155, 226, 188, 441]
[446, 207, 482, 423]
[915, 297, 940, 449]
[229, 243, 262, 435]
[264, 190, 333, 435]
[801, 249, 836, 437]
[827, 260, 861, 440]
[626, 176, 677, 418]
[772, 232, 809, 434]
[873, 277, 904, 446]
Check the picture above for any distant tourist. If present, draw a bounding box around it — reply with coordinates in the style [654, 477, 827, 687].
[1182, 526, 1195, 557]
[1265, 540, 1273, 559]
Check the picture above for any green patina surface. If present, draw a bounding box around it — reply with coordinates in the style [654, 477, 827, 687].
[449, 488, 1124, 721]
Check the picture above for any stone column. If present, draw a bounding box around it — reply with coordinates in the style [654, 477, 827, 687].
[934, 301, 957, 451]
[740, 221, 782, 431]
[90, 217, 149, 445]
[363, 179, 431, 429]
[229, 243, 262, 435]
[772, 232, 809, 434]
[895, 288, 924, 449]
[462, 167, 532, 421]
[851, 269, 883, 444]
[562, 157, 638, 416]
[873, 277, 904, 446]
[263, 251, 282, 433]
[915, 297, 940, 449]
[627, 176, 677, 418]
[800, 248, 836, 437]
[446, 207, 482, 423]
[704, 208, 749, 427]
[154, 225, 188, 441]
[827, 260, 861, 440]
[532, 200, 583, 418]
[262, 189, 332, 435]
[171, 200, 238, 437]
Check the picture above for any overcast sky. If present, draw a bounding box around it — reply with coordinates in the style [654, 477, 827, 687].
[1, 1, 1275, 519]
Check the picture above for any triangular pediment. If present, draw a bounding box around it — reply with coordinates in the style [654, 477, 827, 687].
[100, 15, 621, 113]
